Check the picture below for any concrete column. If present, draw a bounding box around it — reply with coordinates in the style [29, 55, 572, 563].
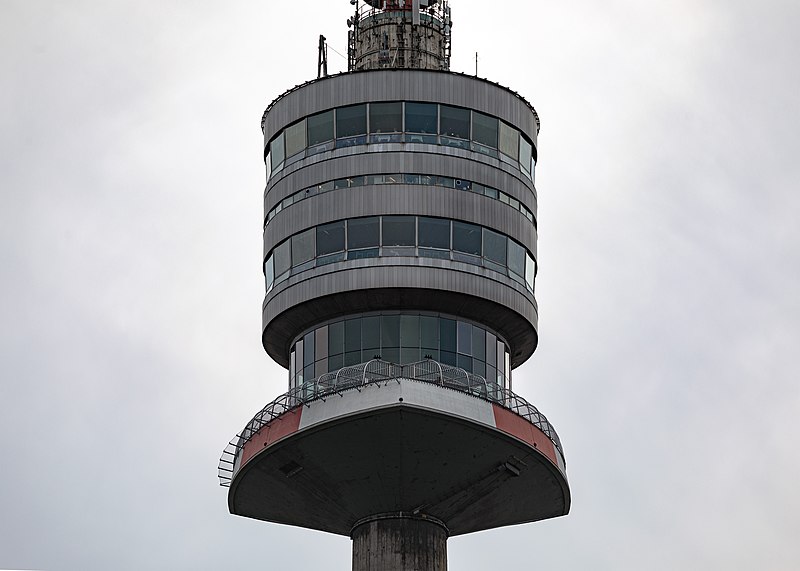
[351, 515, 448, 571]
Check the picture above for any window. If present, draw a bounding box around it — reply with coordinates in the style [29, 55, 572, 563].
[347, 217, 379, 250]
[472, 112, 498, 148]
[499, 121, 519, 160]
[483, 229, 507, 265]
[526, 254, 536, 291]
[317, 221, 345, 255]
[336, 104, 367, 138]
[291, 228, 315, 266]
[520, 137, 533, 175]
[381, 315, 400, 349]
[452, 221, 481, 255]
[405, 102, 438, 134]
[420, 316, 439, 350]
[369, 102, 402, 133]
[507, 239, 526, 278]
[270, 133, 285, 172]
[264, 255, 274, 290]
[362, 316, 380, 352]
[284, 120, 307, 159]
[439, 105, 470, 140]
[273, 239, 291, 279]
[308, 110, 334, 145]
[418, 217, 450, 249]
[382, 216, 415, 246]
[400, 315, 420, 349]
[440, 318, 456, 352]
[345, 319, 361, 353]
[457, 321, 472, 354]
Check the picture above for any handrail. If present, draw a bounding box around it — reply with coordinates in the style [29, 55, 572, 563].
[218, 359, 563, 487]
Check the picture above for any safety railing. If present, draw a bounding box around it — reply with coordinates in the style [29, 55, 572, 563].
[219, 359, 563, 487]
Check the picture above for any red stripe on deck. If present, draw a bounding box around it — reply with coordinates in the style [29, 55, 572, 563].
[240, 408, 302, 467]
[492, 405, 557, 466]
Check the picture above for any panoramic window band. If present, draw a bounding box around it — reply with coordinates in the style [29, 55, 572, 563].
[265, 102, 537, 183]
[264, 215, 537, 294]
[265, 173, 536, 228]
[288, 313, 513, 394]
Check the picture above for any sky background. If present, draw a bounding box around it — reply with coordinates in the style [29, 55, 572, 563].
[1, 0, 799, 569]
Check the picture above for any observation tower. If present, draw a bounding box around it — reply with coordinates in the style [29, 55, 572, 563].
[219, 1, 570, 569]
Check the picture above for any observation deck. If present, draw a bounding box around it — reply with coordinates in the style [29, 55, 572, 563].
[219, 360, 569, 536]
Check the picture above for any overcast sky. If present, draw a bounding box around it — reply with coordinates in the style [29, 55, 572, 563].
[1, 0, 799, 569]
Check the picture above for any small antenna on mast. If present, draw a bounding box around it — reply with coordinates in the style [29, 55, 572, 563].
[318, 35, 329, 78]
[475, 52, 478, 76]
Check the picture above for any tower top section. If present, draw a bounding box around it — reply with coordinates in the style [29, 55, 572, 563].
[347, 0, 452, 71]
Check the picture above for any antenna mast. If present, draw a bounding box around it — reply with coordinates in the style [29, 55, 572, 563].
[317, 34, 329, 78]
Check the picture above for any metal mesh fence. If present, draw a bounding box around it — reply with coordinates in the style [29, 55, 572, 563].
[219, 359, 563, 486]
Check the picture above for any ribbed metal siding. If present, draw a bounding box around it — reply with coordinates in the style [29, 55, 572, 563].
[262, 71, 539, 152]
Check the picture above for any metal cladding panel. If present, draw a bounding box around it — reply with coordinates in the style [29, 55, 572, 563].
[262, 71, 539, 150]
[298, 380, 496, 432]
[239, 408, 302, 468]
[492, 405, 559, 470]
[262, 263, 537, 368]
[263, 186, 536, 256]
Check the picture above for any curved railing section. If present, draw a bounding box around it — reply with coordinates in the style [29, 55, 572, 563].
[218, 359, 563, 487]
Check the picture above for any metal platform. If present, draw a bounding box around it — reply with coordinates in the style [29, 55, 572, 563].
[222, 361, 569, 536]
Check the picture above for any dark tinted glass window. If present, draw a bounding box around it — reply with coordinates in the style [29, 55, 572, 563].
[362, 316, 380, 351]
[452, 221, 481, 255]
[499, 121, 519, 159]
[420, 316, 439, 349]
[400, 315, 419, 348]
[472, 112, 498, 148]
[308, 110, 334, 145]
[369, 102, 402, 133]
[317, 221, 345, 255]
[405, 102, 438, 133]
[526, 255, 536, 290]
[329, 321, 344, 356]
[265, 255, 274, 289]
[345, 319, 361, 353]
[270, 134, 285, 170]
[291, 228, 315, 265]
[507, 240, 526, 277]
[418, 217, 450, 249]
[457, 321, 471, 354]
[336, 104, 367, 137]
[472, 326, 486, 361]
[483, 229, 506, 264]
[439, 105, 470, 139]
[520, 137, 533, 173]
[347, 217, 379, 249]
[285, 120, 307, 157]
[382, 216, 415, 246]
[381, 315, 400, 348]
[440, 318, 456, 352]
[303, 332, 315, 368]
[274, 240, 291, 277]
